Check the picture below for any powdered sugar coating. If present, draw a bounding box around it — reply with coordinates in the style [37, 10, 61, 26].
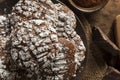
[0, 0, 86, 80]
[0, 15, 11, 80]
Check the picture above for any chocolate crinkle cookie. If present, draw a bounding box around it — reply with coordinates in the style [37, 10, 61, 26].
[0, 0, 86, 80]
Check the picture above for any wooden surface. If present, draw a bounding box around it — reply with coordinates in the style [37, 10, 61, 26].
[85, 0, 120, 35]
[84, 0, 120, 70]
[77, 0, 120, 79]
[84, 0, 120, 79]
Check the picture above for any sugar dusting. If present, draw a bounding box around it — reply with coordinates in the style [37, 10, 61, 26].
[0, 0, 86, 80]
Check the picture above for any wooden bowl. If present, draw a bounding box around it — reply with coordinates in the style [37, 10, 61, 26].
[69, 0, 109, 12]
